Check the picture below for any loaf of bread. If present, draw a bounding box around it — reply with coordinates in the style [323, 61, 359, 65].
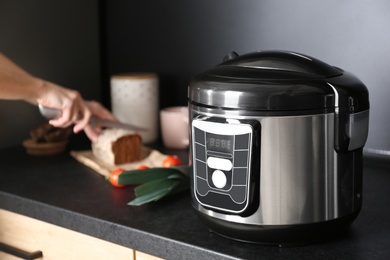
[92, 128, 142, 165]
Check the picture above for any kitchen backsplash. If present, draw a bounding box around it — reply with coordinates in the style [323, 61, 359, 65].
[1, 0, 390, 155]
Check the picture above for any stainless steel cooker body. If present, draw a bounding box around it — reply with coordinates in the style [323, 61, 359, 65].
[190, 105, 363, 226]
[188, 51, 370, 244]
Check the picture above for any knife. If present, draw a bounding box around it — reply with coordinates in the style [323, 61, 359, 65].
[38, 104, 147, 132]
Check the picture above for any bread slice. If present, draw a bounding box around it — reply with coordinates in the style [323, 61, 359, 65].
[92, 128, 142, 165]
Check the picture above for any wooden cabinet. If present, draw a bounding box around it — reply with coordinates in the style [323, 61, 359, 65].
[0, 209, 162, 260]
[135, 251, 163, 260]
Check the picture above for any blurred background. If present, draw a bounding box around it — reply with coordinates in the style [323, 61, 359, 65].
[0, 0, 389, 154]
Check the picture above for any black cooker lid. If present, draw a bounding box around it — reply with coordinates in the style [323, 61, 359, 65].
[189, 51, 369, 113]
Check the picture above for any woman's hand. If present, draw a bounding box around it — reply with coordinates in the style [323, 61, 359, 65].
[82, 101, 117, 142]
[36, 80, 91, 132]
[36, 81, 116, 142]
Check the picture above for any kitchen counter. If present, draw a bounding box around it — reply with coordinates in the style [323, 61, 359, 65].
[1, 145, 390, 259]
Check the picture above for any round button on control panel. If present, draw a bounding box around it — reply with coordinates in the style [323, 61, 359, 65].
[212, 170, 227, 189]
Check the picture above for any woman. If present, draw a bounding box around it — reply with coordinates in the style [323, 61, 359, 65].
[0, 53, 115, 142]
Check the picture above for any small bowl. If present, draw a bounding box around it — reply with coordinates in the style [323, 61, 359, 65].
[23, 139, 68, 156]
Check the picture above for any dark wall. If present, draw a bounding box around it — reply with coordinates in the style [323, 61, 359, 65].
[1, 0, 389, 152]
[105, 0, 390, 152]
[0, 0, 102, 148]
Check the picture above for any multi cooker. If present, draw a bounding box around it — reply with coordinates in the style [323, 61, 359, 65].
[188, 50, 369, 245]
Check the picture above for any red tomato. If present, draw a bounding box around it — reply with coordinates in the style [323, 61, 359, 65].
[109, 168, 126, 188]
[162, 156, 182, 167]
[136, 165, 149, 170]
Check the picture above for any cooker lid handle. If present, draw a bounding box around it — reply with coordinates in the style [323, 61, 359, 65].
[223, 51, 239, 62]
[220, 50, 343, 78]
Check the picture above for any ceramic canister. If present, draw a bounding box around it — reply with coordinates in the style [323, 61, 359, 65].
[110, 73, 159, 143]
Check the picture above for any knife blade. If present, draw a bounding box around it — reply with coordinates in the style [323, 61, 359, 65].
[89, 116, 147, 132]
[38, 104, 147, 132]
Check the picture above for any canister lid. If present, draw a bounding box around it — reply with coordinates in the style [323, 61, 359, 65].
[189, 51, 369, 113]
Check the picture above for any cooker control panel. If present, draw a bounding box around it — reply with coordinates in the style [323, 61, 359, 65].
[192, 117, 260, 215]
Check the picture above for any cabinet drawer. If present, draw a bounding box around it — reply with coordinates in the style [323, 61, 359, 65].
[135, 251, 164, 260]
[0, 209, 134, 260]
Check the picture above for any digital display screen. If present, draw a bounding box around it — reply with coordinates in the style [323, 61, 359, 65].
[206, 134, 233, 153]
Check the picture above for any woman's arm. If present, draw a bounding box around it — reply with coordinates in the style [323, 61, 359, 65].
[0, 53, 115, 142]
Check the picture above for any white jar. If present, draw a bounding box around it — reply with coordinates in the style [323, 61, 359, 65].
[110, 73, 159, 143]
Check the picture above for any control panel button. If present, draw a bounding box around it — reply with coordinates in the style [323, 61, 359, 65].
[207, 157, 233, 171]
[212, 170, 227, 189]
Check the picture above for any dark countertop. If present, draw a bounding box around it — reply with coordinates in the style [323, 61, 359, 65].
[1, 145, 390, 260]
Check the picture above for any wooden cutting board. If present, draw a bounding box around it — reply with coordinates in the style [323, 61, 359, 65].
[70, 147, 168, 178]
